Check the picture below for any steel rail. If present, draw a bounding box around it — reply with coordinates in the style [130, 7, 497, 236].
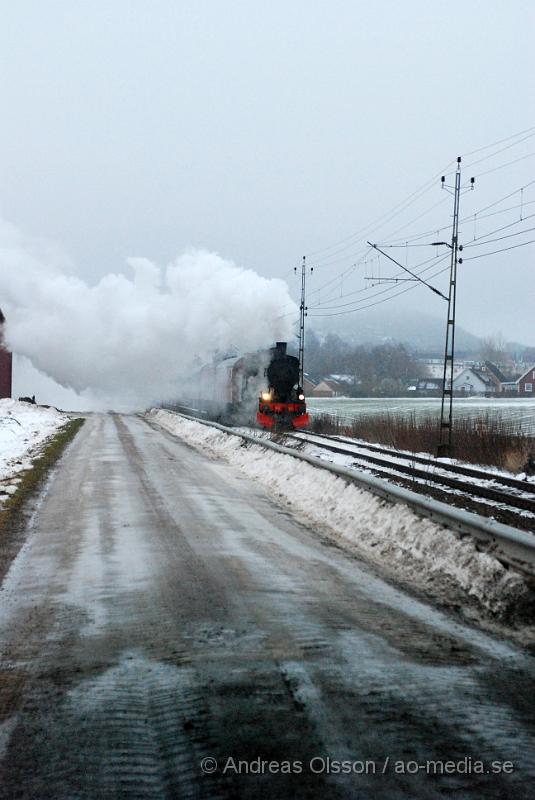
[157, 412, 535, 578]
[293, 430, 535, 495]
[284, 434, 535, 513]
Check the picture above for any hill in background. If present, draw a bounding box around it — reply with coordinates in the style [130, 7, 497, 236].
[311, 308, 483, 355]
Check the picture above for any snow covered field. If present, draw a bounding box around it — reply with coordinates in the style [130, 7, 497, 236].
[308, 396, 535, 433]
[0, 399, 69, 497]
[149, 409, 531, 623]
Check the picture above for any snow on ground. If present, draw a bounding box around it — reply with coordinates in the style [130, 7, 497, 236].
[149, 409, 530, 621]
[0, 399, 69, 496]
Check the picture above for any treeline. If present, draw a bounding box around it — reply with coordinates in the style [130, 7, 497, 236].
[304, 332, 424, 395]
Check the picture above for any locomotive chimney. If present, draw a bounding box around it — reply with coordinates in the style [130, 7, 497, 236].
[274, 341, 287, 357]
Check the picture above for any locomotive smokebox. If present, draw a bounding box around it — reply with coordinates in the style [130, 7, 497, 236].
[267, 342, 299, 402]
[256, 340, 309, 430]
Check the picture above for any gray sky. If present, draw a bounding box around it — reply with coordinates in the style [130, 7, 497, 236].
[1, 0, 534, 343]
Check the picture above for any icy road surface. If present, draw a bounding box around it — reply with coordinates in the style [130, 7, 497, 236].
[0, 414, 534, 799]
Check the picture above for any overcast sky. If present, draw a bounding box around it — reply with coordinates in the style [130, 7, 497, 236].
[1, 0, 534, 344]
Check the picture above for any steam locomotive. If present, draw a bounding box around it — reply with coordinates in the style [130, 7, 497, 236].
[256, 342, 309, 429]
[189, 341, 309, 430]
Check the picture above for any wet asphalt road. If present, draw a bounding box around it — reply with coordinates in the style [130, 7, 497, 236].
[0, 413, 534, 799]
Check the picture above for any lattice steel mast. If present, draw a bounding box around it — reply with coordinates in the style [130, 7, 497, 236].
[437, 157, 474, 457]
[296, 256, 309, 388]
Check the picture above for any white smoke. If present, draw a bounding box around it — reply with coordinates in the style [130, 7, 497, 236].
[0, 219, 297, 409]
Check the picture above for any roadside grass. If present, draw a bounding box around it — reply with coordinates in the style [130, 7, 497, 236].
[309, 412, 533, 471]
[0, 417, 85, 532]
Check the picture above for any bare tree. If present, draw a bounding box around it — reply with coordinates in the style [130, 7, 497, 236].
[479, 332, 511, 368]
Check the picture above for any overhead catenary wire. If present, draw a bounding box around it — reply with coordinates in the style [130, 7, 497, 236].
[311, 187, 535, 310]
[462, 130, 535, 169]
[470, 177, 535, 216]
[307, 126, 535, 264]
[305, 159, 535, 302]
[461, 123, 535, 158]
[304, 192, 454, 304]
[461, 238, 535, 261]
[288, 125, 535, 321]
[462, 217, 535, 248]
[378, 213, 535, 251]
[375, 180, 535, 247]
[305, 226, 533, 319]
[305, 159, 456, 261]
[471, 150, 535, 179]
[308, 253, 450, 312]
[309, 262, 452, 317]
[309, 189, 453, 269]
[305, 250, 371, 300]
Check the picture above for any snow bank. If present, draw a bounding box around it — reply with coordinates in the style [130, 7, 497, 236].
[0, 399, 68, 486]
[149, 409, 529, 619]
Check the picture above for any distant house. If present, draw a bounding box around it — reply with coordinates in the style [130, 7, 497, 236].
[0, 309, 13, 400]
[452, 367, 495, 395]
[419, 358, 466, 380]
[303, 376, 317, 395]
[326, 373, 355, 386]
[409, 378, 443, 392]
[311, 379, 346, 398]
[500, 381, 519, 393]
[482, 361, 508, 392]
[517, 365, 535, 396]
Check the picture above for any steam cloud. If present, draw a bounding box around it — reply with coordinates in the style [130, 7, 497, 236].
[0, 219, 297, 408]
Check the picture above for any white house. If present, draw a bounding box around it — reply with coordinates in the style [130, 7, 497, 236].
[452, 368, 495, 395]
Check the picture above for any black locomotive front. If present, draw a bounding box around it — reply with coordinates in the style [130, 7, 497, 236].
[256, 342, 309, 429]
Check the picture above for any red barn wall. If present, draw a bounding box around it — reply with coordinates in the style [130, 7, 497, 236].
[0, 346, 12, 399]
[518, 367, 535, 395]
[0, 309, 13, 399]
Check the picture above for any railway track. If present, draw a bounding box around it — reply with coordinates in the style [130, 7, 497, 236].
[284, 431, 535, 532]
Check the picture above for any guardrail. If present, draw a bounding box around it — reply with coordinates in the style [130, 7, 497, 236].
[157, 411, 535, 578]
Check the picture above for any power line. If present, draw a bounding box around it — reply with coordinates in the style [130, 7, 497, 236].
[303, 126, 535, 265]
[376, 183, 535, 247]
[362, 196, 451, 254]
[290, 130, 535, 328]
[461, 237, 535, 261]
[460, 198, 535, 224]
[309, 263, 452, 317]
[367, 242, 448, 300]
[463, 225, 535, 248]
[305, 220, 534, 316]
[462, 124, 535, 157]
[310, 191, 452, 269]
[473, 150, 535, 179]
[463, 216, 535, 247]
[470, 178, 535, 216]
[376, 199, 535, 247]
[305, 169, 534, 309]
[463, 130, 535, 169]
[305, 160, 455, 260]
[304, 192, 453, 307]
[308, 253, 450, 312]
[306, 251, 370, 299]
[309, 245, 369, 270]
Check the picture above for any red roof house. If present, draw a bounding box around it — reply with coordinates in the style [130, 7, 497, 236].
[517, 364, 535, 396]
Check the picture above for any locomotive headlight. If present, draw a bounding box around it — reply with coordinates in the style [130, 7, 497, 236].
[298, 393, 305, 400]
[261, 392, 271, 401]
